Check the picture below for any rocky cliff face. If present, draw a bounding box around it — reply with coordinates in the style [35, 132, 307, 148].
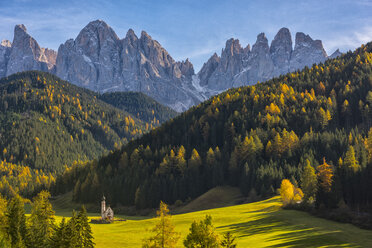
[0, 40, 11, 78]
[289, 32, 328, 71]
[270, 28, 292, 77]
[55, 20, 200, 111]
[0, 21, 341, 111]
[197, 28, 333, 97]
[0, 25, 56, 78]
[6, 25, 56, 76]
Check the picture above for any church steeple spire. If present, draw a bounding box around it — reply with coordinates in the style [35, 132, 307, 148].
[101, 195, 106, 219]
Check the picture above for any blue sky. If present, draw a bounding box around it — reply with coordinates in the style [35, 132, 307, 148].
[0, 0, 371, 71]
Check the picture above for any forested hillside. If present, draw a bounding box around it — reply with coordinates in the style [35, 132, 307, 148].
[0, 71, 147, 173]
[54, 42, 372, 211]
[0, 159, 54, 198]
[99, 92, 177, 125]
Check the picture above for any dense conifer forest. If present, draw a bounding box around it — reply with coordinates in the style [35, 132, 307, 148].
[0, 72, 177, 173]
[99, 92, 178, 124]
[0, 72, 178, 199]
[53, 42, 372, 212]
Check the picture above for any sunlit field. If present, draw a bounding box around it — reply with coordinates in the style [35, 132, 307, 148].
[53, 196, 372, 248]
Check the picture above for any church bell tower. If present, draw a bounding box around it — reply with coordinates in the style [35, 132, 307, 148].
[101, 195, 106, 219]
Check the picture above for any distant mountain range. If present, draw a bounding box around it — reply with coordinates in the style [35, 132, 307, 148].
[0, 20, 341, 111]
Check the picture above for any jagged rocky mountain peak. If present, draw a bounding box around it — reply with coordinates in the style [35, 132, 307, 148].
[252, 32, 270, 53]
[270, 27, 292, 49]
[294, 32, 324, 51]
[177, 58, 195, 79]
[5, 24, 58, 76]
[243, 44, 251, 53]
[257, 32, 267, 41]
[223, 38, 244, 57]
[276, 27, 291, 36]
[82, 19, 114, 33]
[211, 52, 220, 60]
[270, 27, 293, 76]
[76, 19, 119, 46]
[14, 24, 27, 33]
[140, 30, 152, 41]
[13, 24, 35, 45]
[125, 28, 138, 42]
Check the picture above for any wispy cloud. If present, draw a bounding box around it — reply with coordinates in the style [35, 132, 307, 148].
[324, 24, 372, 53]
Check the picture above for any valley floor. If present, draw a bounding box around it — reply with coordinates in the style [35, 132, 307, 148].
[54, 196, 372, 247]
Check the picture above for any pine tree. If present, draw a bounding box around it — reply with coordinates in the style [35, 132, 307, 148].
[318, 107, 329, 128]
[28, 191, 56, 248]
[65, 211, 79, 248]
[50, 218, 68, 247]
[206, 148, 216, 188]
[76, 206, 94, 248]
[344, 146, 360, 172]
[0, 194, 7, 232]
[0, 194, 9, 248]
[301, 160, 317, 203]
[366, 128, 372, 162]
[142, 201, 180, 248]
[221, 232, 237, 248]
[5, 195, 28, 248]
[183, 215, 220, 248]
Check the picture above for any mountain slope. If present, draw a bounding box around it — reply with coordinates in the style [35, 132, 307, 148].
[98, 92, 178, 125]
[0, 71, 147, 173]
[54, 42, 372, 210]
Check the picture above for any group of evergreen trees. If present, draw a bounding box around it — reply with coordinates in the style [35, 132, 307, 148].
[0, 191, 93, 248]
[53, 42, 372, 212]
[98, 91, 177, 125]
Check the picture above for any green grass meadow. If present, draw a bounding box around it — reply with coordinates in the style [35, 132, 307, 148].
[53, 196, 372, 247]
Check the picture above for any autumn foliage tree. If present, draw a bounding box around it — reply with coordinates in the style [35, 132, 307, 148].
[142, 201, 180, 248]
[317, 158, 333, 193]
[279, 179, 303, 206]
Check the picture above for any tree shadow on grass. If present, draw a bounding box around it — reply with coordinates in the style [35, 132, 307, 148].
[217, 212, 359, 247]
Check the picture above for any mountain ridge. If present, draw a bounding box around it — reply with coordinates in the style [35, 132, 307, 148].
[0, 20, 341, 111]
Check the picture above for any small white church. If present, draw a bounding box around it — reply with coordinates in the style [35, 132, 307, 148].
[101, 195, 114, 221]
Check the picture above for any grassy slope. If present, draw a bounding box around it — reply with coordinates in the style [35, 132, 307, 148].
[175, 186, 244, 214]
[53, 196, 372, 248]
